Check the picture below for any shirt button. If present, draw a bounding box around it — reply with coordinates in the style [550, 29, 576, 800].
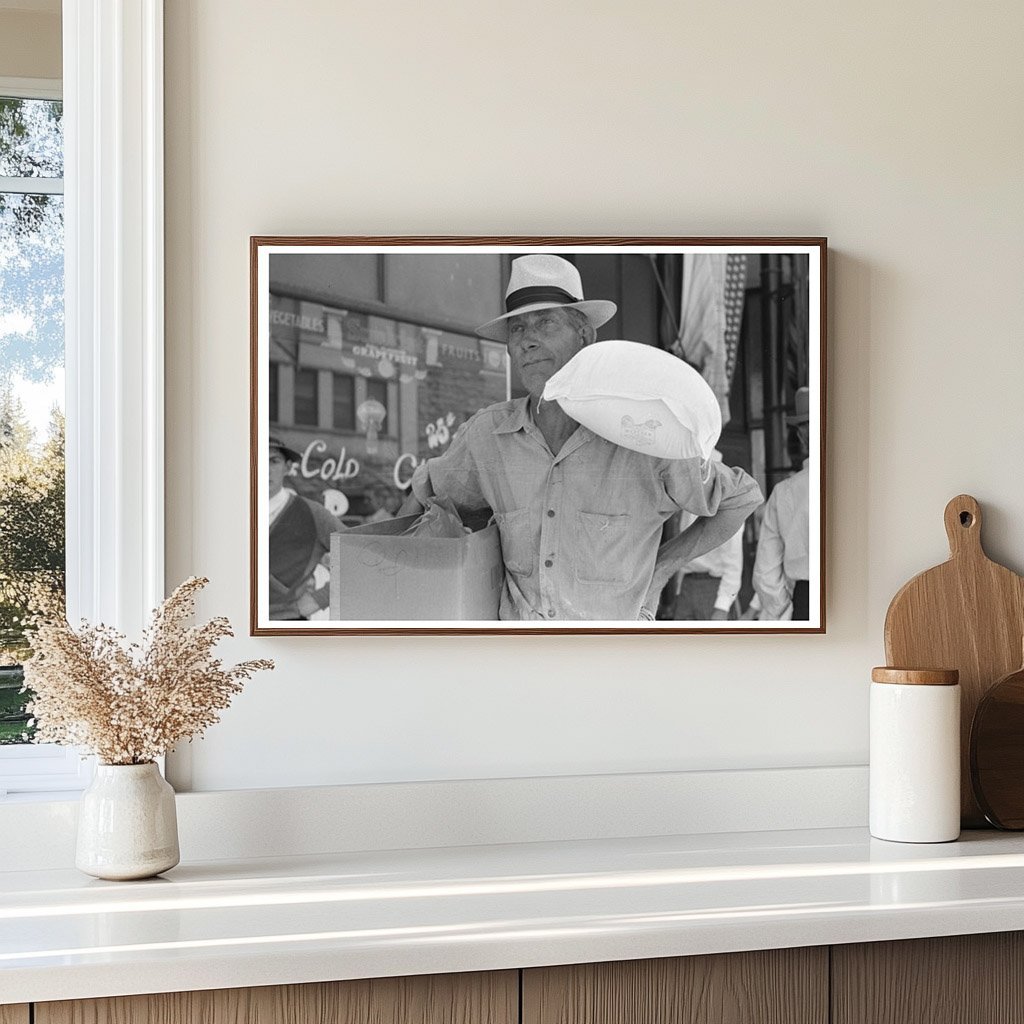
[544, 559, 554, 568]
[547, 509, 555, 517]
[547, 610, 556, 618]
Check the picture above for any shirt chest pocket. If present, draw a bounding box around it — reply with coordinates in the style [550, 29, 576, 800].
[493, 507, 535, 578]
[575, 510, 632, 584]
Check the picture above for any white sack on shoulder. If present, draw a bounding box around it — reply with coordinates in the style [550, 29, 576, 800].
[543, 340, 722, 461]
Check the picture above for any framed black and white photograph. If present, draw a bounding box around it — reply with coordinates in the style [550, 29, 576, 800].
[250, 237, 826, 635]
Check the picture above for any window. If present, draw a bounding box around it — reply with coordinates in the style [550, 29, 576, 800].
[294, 367, 319, 426]
[1, 2, 165, 799]
[268, 362, 279, 423]
[332, 372, 355, 431]
[0, 90, 65, 748]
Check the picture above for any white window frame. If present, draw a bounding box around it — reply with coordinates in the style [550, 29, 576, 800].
[0, 0, 164, 799]
[0, 77, 61, 101]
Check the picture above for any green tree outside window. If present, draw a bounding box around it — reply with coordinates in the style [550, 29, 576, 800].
[0, 95, 65, 743]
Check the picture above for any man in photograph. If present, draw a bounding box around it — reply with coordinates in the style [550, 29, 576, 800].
[405, 254, 763, 621]
[268, 436, 345, 620]
[753, 387, 811, 620]
[364, 482, 403, 524]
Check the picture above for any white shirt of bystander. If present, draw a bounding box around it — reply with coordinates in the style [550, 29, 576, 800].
[752, 464, 810, 619]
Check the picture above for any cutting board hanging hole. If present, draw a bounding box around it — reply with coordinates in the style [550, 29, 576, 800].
[944, 494, 982, 556]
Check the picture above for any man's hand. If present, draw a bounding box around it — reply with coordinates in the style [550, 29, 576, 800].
[296, 588, 320, 619]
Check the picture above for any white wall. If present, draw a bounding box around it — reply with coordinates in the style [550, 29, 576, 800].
[163, 1, 1024, 791]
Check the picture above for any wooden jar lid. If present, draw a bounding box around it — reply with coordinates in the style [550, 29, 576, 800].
[871, 667, 960, 686]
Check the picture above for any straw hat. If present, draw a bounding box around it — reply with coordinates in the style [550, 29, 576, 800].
[476, 254, 617, 342]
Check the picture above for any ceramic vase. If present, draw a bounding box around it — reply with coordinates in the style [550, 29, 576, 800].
[75, 762, 180, 880]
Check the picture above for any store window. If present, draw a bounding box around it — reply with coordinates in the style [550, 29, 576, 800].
[0, 92, 65, 746]
[293, 367, 319, 426]
[332, 372, 355, 431]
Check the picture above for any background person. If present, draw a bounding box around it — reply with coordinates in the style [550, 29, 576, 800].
[753, 387, 811, 620]
[364, 482, 402, 524]
[268, 436, 345, 620]
[672, 529, 744, 621]
[406, 254, 763, 621]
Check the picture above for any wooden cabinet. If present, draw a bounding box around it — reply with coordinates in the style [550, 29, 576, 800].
[522, 949, 827, 1024]
[832, 932, 1024, 1024]
[35, 971, 518, 1024]
[16, 933, 1024, 1024]
[521, 936, 1024, 1024]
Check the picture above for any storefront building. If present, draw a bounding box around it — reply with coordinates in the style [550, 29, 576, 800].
[268, 253, 508, 521]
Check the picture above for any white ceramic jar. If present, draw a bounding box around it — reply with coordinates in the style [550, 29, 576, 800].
[76, 762, 180, 880]
[870, 667, 961, 843]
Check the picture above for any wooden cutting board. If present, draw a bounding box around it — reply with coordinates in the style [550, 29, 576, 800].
[884, 494, 1024, 827]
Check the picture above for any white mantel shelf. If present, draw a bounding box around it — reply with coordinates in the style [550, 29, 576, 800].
[5, 826, 1024, 1004]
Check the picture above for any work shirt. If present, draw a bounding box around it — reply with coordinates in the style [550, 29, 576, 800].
[411, 397, 762, 621]
[752, 464, 810, 620]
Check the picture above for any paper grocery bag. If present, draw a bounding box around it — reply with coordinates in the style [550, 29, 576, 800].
[330, 514, 503, 621]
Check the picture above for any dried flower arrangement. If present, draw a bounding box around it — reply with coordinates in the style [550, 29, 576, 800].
[22, 577, 273, 765]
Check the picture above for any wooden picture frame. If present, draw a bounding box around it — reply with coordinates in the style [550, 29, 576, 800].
[250, 237, 826, 635]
